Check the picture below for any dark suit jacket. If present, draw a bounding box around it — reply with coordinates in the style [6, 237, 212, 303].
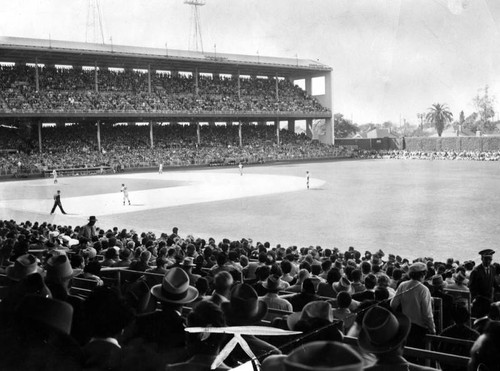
[83, 339, 122, 371]
[469, 264, 498, 300]
[125, 308, 188, 364]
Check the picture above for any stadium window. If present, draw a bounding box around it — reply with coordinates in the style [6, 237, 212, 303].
[239, 74, 251, 80]
[135, 122, 149, 126]
[55, 64, 72, 69]
[294, 79, 305, 90]
[113, 122, 128, 126]
[311, 76, 325, 95]
[133, 69, 148, 74]
[199, 72, 212, 78]
[0, 62, 15, 66]
[82, 66, 98, 71]
[198, 122, 208, 126]
[108, 67, 124, 73]
[256, 76, 268, 79]
[26, 63, 45, 68]
[178, 71, 192, 78]
[156, 70, 170, 76]
[42, 123, 56, 127]
[220, 73, 231, 80]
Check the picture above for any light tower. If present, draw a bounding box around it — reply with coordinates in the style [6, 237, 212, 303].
[184, 0, 205, 52]
[86, 0, 105, 44]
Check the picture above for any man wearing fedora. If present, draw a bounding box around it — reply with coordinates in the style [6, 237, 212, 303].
[469, 249, 499, 318]
[125, 267, 199, 364]
[221, 283, 281, 366]
[358, 306, 436, 371]
[79, 216, 98, 240]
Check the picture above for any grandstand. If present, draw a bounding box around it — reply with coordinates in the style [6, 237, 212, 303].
[0, 36, 338, 177]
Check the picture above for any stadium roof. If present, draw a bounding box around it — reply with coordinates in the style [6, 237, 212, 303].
[0, 36, 331, 77]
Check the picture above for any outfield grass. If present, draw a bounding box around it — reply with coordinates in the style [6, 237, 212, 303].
[1, 159, 499, 262]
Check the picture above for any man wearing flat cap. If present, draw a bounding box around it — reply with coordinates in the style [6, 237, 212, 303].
[469, 249, 499, 317]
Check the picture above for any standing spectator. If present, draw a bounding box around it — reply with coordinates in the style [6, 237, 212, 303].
[79, 216, 98, 240]
[390, 262, 435, 351]
[469, 249, 499, 318]
[358, 306, 436, 371]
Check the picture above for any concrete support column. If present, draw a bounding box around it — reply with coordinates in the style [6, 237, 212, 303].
[305, 77, 312, 95]
[197, 122, 201, 145]
[35, 58, 40, 92]
[288, 119, 295, 133]
[148, 65, 152, 94]
[150, 121, 154, 148]
[94, 62, 98, 92]
[276, 120, 280, 146]
[97, 121, 101, 153]
[194, 68, 199, 96]
[239, 121, 242, 147]
[236, 71, 241, 100]
[38, 121, 42, 153]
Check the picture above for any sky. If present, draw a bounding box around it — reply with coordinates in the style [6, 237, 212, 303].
[1, 0, 500, 125]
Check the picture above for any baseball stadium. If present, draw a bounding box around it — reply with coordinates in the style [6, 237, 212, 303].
[1, 4, 500, 370]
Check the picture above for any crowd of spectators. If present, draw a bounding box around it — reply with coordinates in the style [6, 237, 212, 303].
[354, 149, 500, 161]
[0, 217, 500, 370]
[0, 124, 343, 175]
[0, 65, 329, 114]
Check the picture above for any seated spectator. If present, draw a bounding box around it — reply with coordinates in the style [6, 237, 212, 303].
[317, 266, 341, 298]
[468, 321, 500, 371]
[259, 274, 293, 312]
[166, 300, 230, 370]
[332, 291, 355, 333]
[0, 295, 83, 371]
[284, 278, 320, 312]
[262, 341, 363, 371]
[285, 300, 343, 342]
[286, 268, 310, 293]
[221, 283, 280, 365]
[77, 260, 104, 286]
[351, 268, 366, 293]
[473, 302, 500, 334]
[352, 273, 377, 302]
[124, 267, 199, 364]
[333, 276, 354, 297]
[101, 248, 118, 267]
[358, 306, 436, 371]
[438, 305, 479, 371]
[82, 286, 134, 370]
[207, 271, 234, 306]
[252, 265, 271, 296]
[113, 248, 132, 268]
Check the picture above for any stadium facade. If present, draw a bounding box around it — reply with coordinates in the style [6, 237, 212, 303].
[0, 36, 333, 149]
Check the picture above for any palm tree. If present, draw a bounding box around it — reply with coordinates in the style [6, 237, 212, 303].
[426, 103, 453, 137]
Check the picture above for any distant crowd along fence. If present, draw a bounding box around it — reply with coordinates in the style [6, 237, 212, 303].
[336, 136, 500, 152]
